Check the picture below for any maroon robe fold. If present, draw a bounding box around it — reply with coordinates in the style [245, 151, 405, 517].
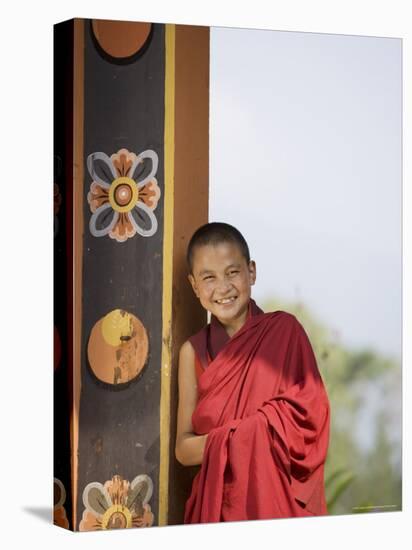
[184, 298, 331, 523]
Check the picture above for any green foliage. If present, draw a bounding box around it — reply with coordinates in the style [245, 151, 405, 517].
[261, 296, 402, 516]
[325, 468, 355, 512]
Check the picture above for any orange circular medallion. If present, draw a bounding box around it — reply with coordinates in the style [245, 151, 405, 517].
[87, 309, 149, 385]
[91, 20, 152, 59]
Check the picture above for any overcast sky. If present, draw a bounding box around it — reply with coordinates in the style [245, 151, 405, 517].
[209, 27, 401, 359]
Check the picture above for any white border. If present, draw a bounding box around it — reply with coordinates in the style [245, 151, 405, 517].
[1, 1, 408, 548]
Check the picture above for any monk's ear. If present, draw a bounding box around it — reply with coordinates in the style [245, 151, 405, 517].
[188, 273, 200, 297]
[249, 260, 257, 285]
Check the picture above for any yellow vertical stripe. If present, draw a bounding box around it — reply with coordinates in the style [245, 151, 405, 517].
[159, 23, 175, 527]
[72, 18, 84, 531]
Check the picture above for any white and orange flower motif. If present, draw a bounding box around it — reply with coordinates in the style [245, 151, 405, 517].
[79, 474, 154, 531]
[53, 478, 69, 529]
[87, 148, 161, 242]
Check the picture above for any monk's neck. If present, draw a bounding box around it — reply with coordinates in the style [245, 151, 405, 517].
[218, 309, 249, 338]
[225, 326, 240, 338]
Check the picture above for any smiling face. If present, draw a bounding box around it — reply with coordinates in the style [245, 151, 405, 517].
[188, 241, 256, 335]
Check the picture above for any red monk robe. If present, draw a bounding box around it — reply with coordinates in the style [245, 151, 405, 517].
[184, 298, 331, 524]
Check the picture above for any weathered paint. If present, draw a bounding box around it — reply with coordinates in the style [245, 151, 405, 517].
[87, 309, 149, 385]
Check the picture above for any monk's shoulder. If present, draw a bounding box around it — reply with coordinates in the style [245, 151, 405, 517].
[266, 310, 303, 333]
[178, 340, 197, 387]
[179, 339, 195, 360]
[268, 309, 299, 324]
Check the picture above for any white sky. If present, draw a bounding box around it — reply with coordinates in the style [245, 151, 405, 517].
[209, 27, 401, 359]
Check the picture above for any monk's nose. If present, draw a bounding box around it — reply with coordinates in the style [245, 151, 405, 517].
[215, 280, 232, 294]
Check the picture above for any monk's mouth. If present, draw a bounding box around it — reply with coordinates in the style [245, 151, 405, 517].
[214, 296, 237, 305]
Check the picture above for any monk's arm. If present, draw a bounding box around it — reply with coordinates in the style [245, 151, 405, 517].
[175, 340, 209, 466]
[176, 433, 208, 467]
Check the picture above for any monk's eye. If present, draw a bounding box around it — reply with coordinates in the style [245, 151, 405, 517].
[229, 270, 239, 276]
[203, 276, 214, 281]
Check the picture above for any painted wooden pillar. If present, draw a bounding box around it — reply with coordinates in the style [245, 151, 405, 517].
[53, 18, 209, 531]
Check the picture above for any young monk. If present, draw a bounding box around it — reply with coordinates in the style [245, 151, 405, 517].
[175, 222, 330, 524]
